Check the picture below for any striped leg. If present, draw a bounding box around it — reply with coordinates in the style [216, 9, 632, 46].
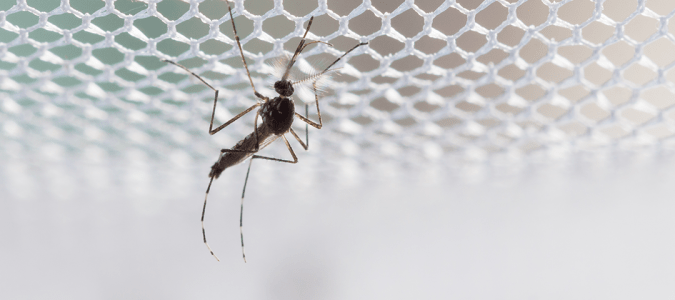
[202, 176, 219, 261]
[239, 135, 298, 262]
[290, 105, 309, 150]
[161, 60, 265, 136]
[226, 1, 264, 100]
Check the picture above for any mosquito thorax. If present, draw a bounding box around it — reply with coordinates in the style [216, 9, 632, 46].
[261, 96, 295, 135]
[274, 80, 294, 97]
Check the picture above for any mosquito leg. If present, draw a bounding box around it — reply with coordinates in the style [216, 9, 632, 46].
[226, 1, 264, 100]
[238, 135, 298, 262]
[304, 104, 309, 147]
[295, 83, 322, 129]
[281, 16, 315, 81]
[289, 105, 309, 150]
[210, 103, 261, 135]
[322, 42, 369, 73]
[250, 135, 298, 164]
[252, 110, 262, 152]
[239, 158, 253, 263]
[203, 176, 220, 261]
[289, 128, 307, 150]
[216, 110, 264, 156]
[220, 148, 258, 154]
[299, 40, 332, 53]
[161, 59, 217, 90]
[161, 60, 263, 136]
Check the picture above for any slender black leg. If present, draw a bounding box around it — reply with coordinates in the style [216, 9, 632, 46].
[305, 103, 309, 147]
[300, 40, 332, 53]
[240, 158, 252, 263]
[281, 16, 314, 81]
[226, 1, 264, 100]
[291, 42, 369, 89]
[295, 82, 323, 129]
[217, 110, 265, 156]
[250, 135, 298, 163]
[289, 128, 307, 150]
[202, 176, 220, 261]
[161, 60, 264, 136]
[322, 42, 369, 73]
[209, 103, 261, 135]
[238, 135, 298, 262]
[207, 134, 298, 263]
[289, 105, 310, 150]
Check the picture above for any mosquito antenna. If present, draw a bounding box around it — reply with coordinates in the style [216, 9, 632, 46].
[203, 176, 220, 261]
[290, 42, 367, 88]
[291, 68, 339, 86]
[281, 16, 315, 82]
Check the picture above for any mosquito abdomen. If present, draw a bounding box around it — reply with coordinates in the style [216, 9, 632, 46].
[209, 124, 275, 179]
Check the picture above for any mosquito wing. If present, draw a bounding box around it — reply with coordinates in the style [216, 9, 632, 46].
[269, 53, 292, 80]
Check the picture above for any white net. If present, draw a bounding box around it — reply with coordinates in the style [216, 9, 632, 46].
[3, 0, 675, 168]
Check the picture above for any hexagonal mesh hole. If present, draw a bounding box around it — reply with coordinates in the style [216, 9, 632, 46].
[0, 0, 674, 166]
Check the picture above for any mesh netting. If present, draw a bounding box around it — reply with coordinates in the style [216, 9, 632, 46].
[2, 0, 675, 166]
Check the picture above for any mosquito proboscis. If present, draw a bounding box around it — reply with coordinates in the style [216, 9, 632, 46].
[161, 1, 367, 262]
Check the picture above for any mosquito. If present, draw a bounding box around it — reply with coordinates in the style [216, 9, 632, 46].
[162, 1, 367, 262]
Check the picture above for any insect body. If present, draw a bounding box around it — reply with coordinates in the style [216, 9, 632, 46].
[209, 96, 295, 180]
[162, 1, 367, 262]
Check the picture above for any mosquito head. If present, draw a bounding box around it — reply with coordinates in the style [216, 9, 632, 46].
[274, 80, 294, 97]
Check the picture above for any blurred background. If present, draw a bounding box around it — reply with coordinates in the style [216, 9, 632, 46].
[2, 0, 675, 299]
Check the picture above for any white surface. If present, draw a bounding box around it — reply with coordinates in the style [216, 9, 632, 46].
[2, 154, 675, 299]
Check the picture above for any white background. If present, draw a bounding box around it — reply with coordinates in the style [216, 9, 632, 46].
[2, 153, 675, 299]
